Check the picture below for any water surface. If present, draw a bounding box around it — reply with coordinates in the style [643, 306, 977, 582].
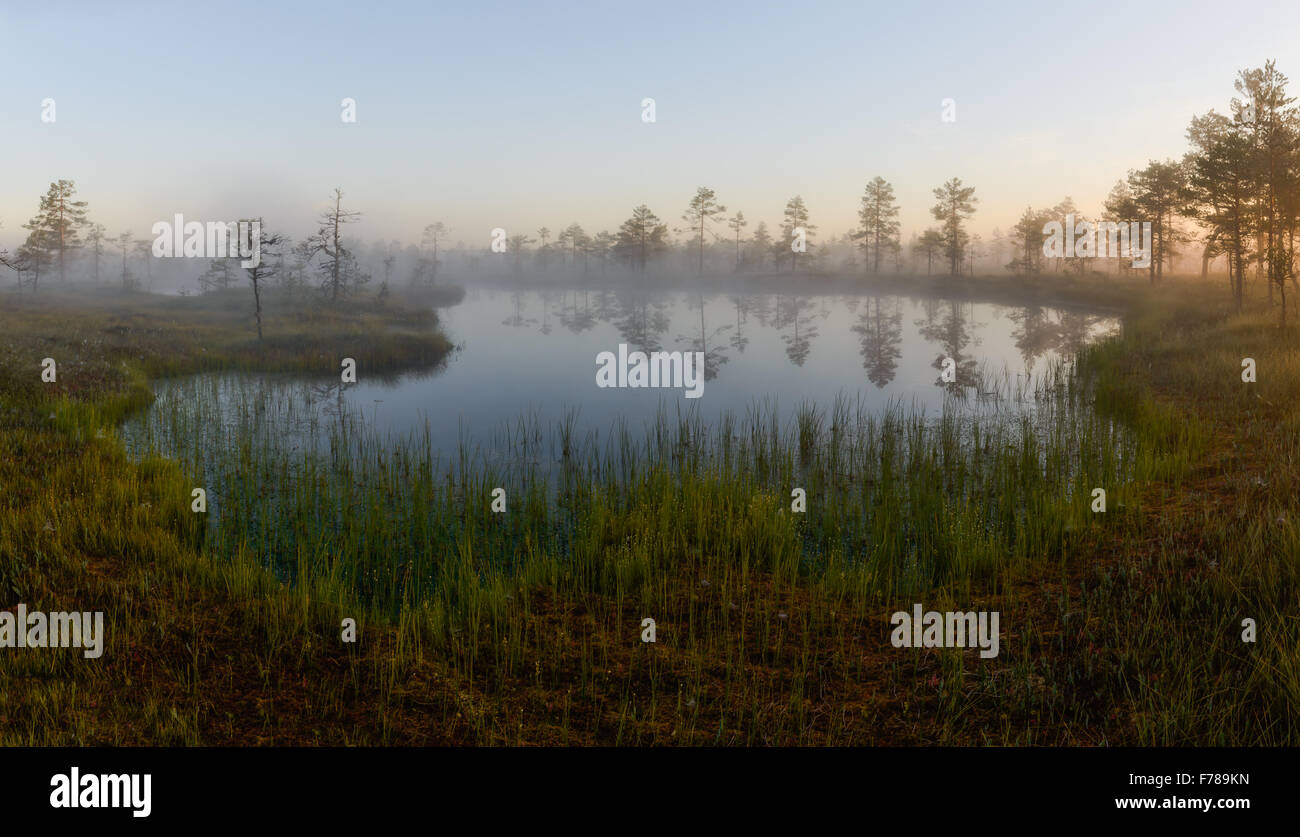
[124, 285, 1120, 459]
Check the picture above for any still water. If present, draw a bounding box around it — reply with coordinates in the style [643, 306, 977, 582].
[124, 285, 1119, 458]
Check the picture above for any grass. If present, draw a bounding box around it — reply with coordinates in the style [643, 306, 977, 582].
[128, 368, 1137, 618]
[0, 273, 1296, 745]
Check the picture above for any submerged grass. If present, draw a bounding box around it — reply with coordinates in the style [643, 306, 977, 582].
[0, 275, 1295, 745]
[127, 362, 1141, 626]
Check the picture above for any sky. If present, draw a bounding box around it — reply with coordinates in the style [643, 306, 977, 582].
[2, 0, 1299, 252]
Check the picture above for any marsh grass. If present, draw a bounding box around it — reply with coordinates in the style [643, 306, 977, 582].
[5, 275, 1299, 746]
[123, 355, 1144, 690]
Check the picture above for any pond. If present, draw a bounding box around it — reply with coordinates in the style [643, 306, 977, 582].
[117, 282, 1130, 606]
[122, 285, 1120, 464]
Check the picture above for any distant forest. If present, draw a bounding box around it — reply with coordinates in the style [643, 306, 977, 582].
[4, 62, 1299, 315]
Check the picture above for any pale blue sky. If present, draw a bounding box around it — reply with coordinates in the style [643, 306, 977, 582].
[2, 0, 1298, 250]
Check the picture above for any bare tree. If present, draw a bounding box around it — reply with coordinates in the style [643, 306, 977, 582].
[243, 219, 284, 341]
[306, 188, 362, 301]
[421, 222, 450, 284]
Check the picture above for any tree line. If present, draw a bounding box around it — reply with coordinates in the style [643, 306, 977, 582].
[4, 60, 1299, 323]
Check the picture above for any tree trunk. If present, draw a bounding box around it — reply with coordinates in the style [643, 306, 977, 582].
[253, 276, 263, 341]
[698, 218, 704, 275]
[331, 192, 342, 301]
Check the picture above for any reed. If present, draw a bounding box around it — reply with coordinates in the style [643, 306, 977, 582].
[6, 276, 1298, 746]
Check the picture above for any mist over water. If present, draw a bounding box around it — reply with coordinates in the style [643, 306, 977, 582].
[122, 284, 1119, 465]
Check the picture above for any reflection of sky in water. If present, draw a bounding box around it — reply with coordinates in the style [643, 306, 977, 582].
[126, 287, 1119, 459]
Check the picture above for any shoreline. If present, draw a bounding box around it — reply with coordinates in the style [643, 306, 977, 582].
[1, 275, 1294, 745]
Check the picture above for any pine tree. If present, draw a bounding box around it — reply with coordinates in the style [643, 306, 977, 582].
[930, 178, 978, 277]
[781, 196, 816, 273]
[1232, 61, 1300, 322]
[726, 211, 748, 271]
[86, 223, 107, 284]
[1127, 160, 1186, 282]
[615, 205, 668, 272]
[15, 225, 54, 291]
[23, 180, 89, 285]
[914, 228, 944, 274]
[852, 177, 900, 274]
[682, 187, 727, 275]
[116, 231, 133, 290]
[748, 221, 772, 271]
[557, 223, 590, 272]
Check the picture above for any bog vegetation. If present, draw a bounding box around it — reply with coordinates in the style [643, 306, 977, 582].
[2, 61, 1300, 744]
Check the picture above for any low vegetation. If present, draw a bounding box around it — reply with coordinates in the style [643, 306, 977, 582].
[0, 275, 1295, 745]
